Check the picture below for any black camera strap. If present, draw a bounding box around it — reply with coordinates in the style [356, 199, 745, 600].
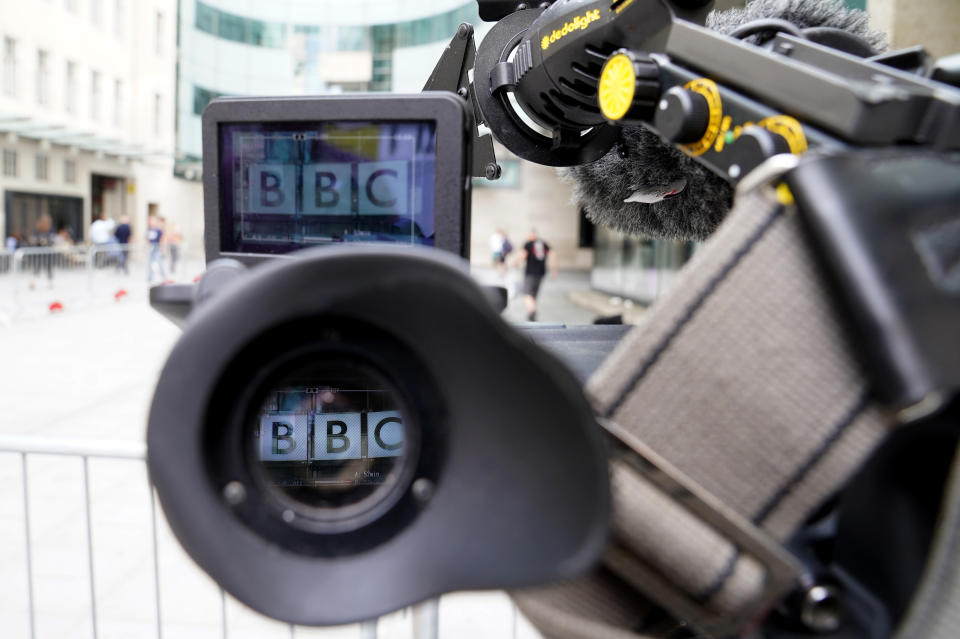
[514, 168, 960, 638]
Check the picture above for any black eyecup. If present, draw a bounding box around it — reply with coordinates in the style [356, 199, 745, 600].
[147, 245, 610, 626]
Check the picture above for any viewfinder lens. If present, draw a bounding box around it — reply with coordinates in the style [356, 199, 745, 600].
[250, 360, 414, 527]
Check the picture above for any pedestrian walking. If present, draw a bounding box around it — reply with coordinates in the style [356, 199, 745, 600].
[146, 215, 166, 283]
[114, 215, 132, 274]
[490, 228, 514, 277]
[166, 220, 183, 275]
[515, 228, 557, 322]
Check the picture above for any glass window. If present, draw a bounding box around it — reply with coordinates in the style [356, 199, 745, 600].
[36, 49, 49, 105]
[35, 154, 48, 181]
[113, 78, 122, 126]
[194, 1, 284, 48]
[64, 60, 76, 112]
[64, 158, 76, 183]
[263, 23, 285, 47]
[3, 37, 16, 97]
[153, 92, 162, 136]
[193, 85, 224, 116]
[195, 2, 215, 34]
[91, 70, 101, 120]
[155, 11, 164, 55]
[114, 0, 124, 38]
[336, 26, 370, 52]
[249, 19, 267, 46]
[3, 149, 17, 177]
[218, 12, 245, 43]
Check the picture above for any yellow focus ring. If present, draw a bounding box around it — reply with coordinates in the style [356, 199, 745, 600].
[598, 53, 636, 122]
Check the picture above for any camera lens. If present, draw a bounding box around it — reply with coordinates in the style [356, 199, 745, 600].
[248, 358, 418, 531]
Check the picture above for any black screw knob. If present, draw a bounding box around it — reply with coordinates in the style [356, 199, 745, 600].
[653, 86, 710, 144]
[724, 127, 792, 180]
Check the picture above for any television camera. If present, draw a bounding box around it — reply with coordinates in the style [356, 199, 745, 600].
[147, 1, 960, 637]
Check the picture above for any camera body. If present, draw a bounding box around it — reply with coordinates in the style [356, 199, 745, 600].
[147, 91, 613, 626]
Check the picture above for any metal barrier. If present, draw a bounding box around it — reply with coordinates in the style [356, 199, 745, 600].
[0, 435, 444, 639]
[13, 245, 91, 275]
[0, 244, 202, 322]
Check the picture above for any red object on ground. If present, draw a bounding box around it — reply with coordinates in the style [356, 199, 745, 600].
[115, 289, 128, 301]
[49, 301, 64, 313]
[193, 274, 203, 283]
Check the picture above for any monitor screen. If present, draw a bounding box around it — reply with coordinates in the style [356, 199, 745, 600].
[219, 121, 437, 255]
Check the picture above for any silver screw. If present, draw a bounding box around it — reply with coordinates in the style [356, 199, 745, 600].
[412, 478, 435, 503]
[659, 99, 668, 110]
[282, 509, 296, 523]
[801, 585, 841, 633]
[728, 164, 742, 178]
[223, 481, 246, 505]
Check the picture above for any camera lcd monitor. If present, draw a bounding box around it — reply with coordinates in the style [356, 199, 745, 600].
[202, 94, 470, 263]
[219, 121, 437, 255]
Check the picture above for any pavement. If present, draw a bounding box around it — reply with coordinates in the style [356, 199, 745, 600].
[471, 266, 645, 325]
[0, 261, 613, 639]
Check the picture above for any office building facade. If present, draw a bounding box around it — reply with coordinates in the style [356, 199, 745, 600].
[0, 0, 198, 248]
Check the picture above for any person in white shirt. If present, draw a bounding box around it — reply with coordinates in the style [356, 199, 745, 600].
[89, 213, 115, 245]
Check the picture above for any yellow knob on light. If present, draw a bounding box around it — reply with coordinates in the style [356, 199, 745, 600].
[598, 53, 637, 122]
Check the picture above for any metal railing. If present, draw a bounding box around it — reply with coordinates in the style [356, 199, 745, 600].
[0, 436, 152, 639]
[0, 244, 201, 322]
[11, 244, 143, 283]
[0, 435, 443, 639]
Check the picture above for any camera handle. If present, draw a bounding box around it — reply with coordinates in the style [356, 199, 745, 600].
[422, 22, 501, 181]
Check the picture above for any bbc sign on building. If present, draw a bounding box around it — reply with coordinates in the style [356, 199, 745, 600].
[259, 411, 404, 462]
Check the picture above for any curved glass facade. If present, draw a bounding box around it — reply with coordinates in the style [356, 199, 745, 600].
[195, 2, 287, 48]
[176, 1, 484, 171]
[193, 1, 481, 51]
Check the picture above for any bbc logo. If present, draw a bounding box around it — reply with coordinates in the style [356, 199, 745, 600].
[247, 161, 410, 216]
[258, 411, 404, 462]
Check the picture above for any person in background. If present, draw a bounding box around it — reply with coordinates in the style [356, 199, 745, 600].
[146, 215, 166, 283]
[29, 214, 57, 288]
[515, 228, 558, 322]
[490, 228, 505, 273]
[54, 228, 73, 247]
[113, 215, 132, 274]
[3, 233, 19, 273]
[166, 220, 184, 275]
[89, 212, 116, 267]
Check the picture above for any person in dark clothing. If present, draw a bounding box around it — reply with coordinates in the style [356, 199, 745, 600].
[114, 215, 132, 274]
[29, 214, 57, 287]
[516, 228, 557, 322]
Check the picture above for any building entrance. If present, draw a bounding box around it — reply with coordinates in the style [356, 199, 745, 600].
[4, 191, 84, 244]
[91, 174, 127, 224]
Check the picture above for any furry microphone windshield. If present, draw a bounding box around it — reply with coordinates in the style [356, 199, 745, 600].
[562, 0, 888, 242]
